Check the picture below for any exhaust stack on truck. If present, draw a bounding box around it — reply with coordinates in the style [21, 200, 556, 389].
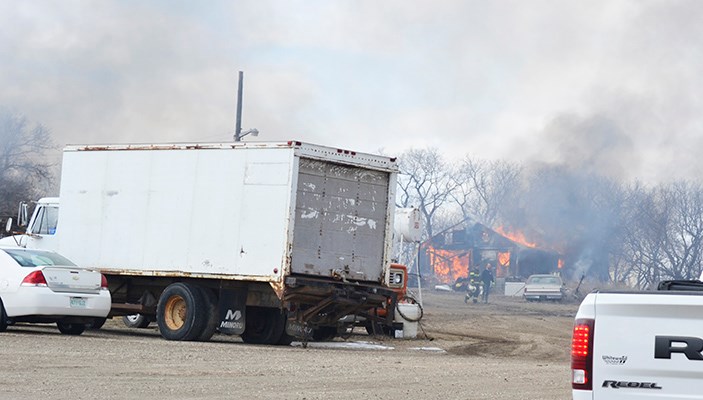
[24, 141, 399, 343]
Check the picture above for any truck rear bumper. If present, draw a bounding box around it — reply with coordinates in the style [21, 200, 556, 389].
[572, 390, 591, 400]
[524, 292, 563, 301]
[284, 275, 397, 326]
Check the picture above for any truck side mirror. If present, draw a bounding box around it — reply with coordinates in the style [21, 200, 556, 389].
[5, 218, 12, 233]
[18, 202, 28, 227]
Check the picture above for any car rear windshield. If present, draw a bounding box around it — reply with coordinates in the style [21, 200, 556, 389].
[2, 249, 76, 267]
[529, 276, 560, 285]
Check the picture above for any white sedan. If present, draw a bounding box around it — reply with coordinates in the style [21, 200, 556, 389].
[523, 274, 565, 302]
[0, 246, 111, 335]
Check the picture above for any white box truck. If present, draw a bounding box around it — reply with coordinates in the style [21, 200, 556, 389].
[5, 141, 400, 343]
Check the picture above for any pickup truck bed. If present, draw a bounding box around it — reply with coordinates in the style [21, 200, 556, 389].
[572, 287, 703, 399]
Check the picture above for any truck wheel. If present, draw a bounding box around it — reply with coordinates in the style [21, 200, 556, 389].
[365, 322, 391, 337]
[122, 314, 152, 328]
[0, 299, 8, 332]
[195, 287, 218, 342]
[277, 330, 295, 346]
[156, 282, 208, 341]
[57, 321, 86, 335]
[312, 326, 338, 341]
[241, 307, 285, 345]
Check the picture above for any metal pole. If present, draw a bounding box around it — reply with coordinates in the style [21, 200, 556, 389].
[414, 242, 423, 306]
[234, 71, 243, 141]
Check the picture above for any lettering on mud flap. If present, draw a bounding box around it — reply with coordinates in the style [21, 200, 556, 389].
[218, 288, 247, 335]
[220, 309, 244, 332]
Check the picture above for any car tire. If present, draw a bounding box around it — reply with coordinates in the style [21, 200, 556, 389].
[241, 307, 285, 345]
[156, 282, 208, 341]
[57, 321, 86, 335]
[87, 317, 107, 330]
[0, 298, 8, 332]
[122, 314, 152, 328]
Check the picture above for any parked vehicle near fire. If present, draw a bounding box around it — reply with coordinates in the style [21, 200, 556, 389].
[3, 141, 400, 344]
[571, 279, 703, 399]
[523, 274, 564, 302]
[122, 314, 152, 328]
[0, 246, 111, 335]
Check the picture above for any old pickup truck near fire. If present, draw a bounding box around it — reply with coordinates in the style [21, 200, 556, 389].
[571, 278, 703, 399]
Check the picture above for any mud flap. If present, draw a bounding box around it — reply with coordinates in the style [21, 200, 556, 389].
[218, 288, 248, 335]
[285, 317, 313, 339]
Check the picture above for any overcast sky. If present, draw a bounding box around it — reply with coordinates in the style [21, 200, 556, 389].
[1, 0, 702, 183]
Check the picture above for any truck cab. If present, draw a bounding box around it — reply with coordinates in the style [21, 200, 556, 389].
[0, 197, 59, 251]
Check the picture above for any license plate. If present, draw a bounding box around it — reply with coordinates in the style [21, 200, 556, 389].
[70, 297, 86, 308]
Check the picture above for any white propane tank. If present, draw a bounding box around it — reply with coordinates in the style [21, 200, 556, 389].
[394, 208, 423, 243]
[394, 303, 421, 339]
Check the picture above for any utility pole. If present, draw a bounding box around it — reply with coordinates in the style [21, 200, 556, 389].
[234, 71, 244, 141]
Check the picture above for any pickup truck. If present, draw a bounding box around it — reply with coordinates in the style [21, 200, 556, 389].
[571, 277, 703, 399]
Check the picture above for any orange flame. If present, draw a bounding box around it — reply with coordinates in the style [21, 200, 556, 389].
[558, 259, 564, 269]
[497, 252, 510, 267]
[494, 226, 537, 248]
[425, 245, 470, 284]
[495, 251, 510, 278]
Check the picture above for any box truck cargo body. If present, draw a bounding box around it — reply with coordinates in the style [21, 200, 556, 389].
[50, 141, 398, 343]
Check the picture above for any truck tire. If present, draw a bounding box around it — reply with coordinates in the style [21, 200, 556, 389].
[57, 321, 86, 335]
[364, 321, 391, 337]
[276, 315, 295, 345]
[156, 282, 208, 341]
[241, 307, 285, 345]
[122, 314, 152, 328]
[195, 287, 218, 342]
[0, 299, 8, 332]
[277, 330, 295, 346]
[312, 326, 338, 341]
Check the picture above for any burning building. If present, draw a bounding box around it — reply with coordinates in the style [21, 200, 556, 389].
[420, 222, 561, 285]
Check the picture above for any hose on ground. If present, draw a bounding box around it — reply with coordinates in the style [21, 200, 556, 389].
[395, 295, 424, 322]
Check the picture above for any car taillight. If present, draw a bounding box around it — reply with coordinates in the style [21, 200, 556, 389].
[100, 274, 108, 290]
[571, 318, 595, 391]
[21, 270, 48, 287]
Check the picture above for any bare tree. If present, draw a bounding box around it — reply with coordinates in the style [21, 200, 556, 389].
[451, 157, 522, 227]
[615, 183, 664, 288]
[658, 182, 703, 280]
[396, 148, 456, 240]
[0, 109, 56, 222]
[616, 181, 703, 288]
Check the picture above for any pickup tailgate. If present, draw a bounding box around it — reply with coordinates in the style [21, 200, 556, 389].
[588, 292, 703, 399]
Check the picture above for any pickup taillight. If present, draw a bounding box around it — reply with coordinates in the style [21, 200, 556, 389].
[571, 318, 595, 391]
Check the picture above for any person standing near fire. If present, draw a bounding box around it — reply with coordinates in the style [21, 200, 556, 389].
[480, 263, 495, 304]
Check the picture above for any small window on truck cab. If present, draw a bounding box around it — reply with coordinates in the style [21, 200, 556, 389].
[30, 206, 58, 235]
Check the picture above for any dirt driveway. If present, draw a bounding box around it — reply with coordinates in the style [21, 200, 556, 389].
[0, 291, 577, 400]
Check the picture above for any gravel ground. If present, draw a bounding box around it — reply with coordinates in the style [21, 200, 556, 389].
[0, 291, 577, 400]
